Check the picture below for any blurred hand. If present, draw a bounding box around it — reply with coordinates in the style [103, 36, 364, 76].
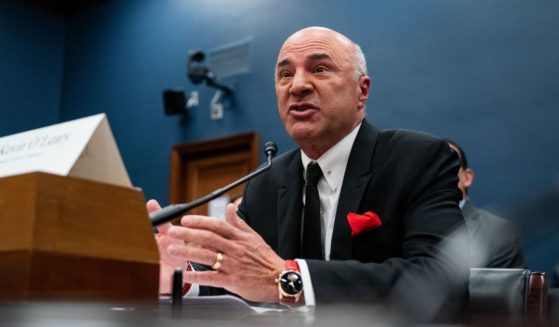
[167, 203, 285, 303]
[146, 199, 189, 295]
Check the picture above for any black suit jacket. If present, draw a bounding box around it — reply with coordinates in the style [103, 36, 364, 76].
[238, 121, 468, 315]
[462, 201, 525, 268]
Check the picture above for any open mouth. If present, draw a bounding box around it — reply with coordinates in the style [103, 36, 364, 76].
[289, 103, 317, 112]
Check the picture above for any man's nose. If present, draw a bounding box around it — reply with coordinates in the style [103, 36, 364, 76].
[289, 71, 312, 97]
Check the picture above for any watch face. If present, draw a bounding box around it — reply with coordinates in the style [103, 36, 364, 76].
[280, 271, 303, 295]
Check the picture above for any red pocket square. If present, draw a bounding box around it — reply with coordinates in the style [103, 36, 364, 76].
[347, 211, 382, 236]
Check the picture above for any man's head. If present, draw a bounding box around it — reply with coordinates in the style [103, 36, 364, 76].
[447, 140, 474, 199]
[275, 26, 371, 159]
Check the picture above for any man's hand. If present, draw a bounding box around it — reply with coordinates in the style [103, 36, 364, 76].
[147, 199, 189, 295]
[167, 204, 285, 303]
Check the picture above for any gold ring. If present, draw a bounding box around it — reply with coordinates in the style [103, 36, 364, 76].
[211, 252, 223, 270]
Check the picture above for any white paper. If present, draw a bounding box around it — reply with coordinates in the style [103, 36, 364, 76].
[159, 294, 286, 314]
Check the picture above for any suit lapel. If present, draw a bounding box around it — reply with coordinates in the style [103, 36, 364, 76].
[330, 122, 379, 260]
[277, 151, 304, 259]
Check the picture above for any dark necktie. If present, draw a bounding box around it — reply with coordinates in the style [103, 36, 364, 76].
[302, 162, 323, 259]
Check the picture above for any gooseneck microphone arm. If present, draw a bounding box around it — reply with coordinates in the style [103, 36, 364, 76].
[150, 142, 278, 227]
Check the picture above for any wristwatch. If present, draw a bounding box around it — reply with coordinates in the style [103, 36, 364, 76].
[277, 260, 303, 305]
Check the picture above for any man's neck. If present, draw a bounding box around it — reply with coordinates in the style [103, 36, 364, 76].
[301, 143, 333, 160]
[300, 122, 362, 161]
[299, 121, 364, 160]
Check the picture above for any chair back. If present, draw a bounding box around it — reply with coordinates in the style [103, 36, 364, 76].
[549, 288, 559, 323]
[468, 268, 547, 323]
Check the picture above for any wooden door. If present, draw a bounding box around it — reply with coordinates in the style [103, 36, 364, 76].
[169, 132, 258, 218]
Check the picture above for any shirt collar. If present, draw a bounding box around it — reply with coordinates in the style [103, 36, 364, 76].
[301, 122, 362, 192]
[459, 196, 469, 210]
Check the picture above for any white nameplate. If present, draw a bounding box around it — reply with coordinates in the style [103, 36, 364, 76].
[0, 113, 131, 187]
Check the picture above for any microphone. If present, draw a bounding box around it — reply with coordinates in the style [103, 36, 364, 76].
[150, 141, 278, 227]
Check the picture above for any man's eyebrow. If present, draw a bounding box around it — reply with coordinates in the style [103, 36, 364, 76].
[276, 58, 291, 69]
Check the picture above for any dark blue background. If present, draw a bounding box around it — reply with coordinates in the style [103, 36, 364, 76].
[1, 0, 558, 277]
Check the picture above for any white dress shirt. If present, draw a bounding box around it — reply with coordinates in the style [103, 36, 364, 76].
[296, 122, 361, 308]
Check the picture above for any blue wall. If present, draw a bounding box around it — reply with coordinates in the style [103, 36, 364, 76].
[0, 0, 65, 135]
[2, 0, 558, 276]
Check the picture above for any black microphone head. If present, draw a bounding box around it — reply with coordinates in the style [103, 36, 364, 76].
[264, 141, 278, 157]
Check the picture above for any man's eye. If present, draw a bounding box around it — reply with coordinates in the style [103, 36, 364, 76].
[279, 71, 292, 78]
[314, 66, 329, 73]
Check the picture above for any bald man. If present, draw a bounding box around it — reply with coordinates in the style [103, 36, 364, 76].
[150, 27, 468, 319]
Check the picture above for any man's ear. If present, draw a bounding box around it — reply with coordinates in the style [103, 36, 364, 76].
[463, 168, 474, 189]
[358, 76, 371, 106]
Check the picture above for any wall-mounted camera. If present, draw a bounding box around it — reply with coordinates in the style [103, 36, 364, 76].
[163, 50, 233, 120]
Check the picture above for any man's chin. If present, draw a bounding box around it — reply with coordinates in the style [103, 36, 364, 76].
[287, 126, 320, 144]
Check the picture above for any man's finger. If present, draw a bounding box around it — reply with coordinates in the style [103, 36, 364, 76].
[168, 225, 233, 252]
[146, 199, 161, 213]
[168, 243, 224, 269]
[225, 203, 257, 235]
[156, 223, 172, 234]
[180, 215, 238, 239]
[224, 203, 247, 232]
[147, 199, 171, 234]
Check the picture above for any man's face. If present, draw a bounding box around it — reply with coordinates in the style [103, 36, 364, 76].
[275, 28, 370, 155]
